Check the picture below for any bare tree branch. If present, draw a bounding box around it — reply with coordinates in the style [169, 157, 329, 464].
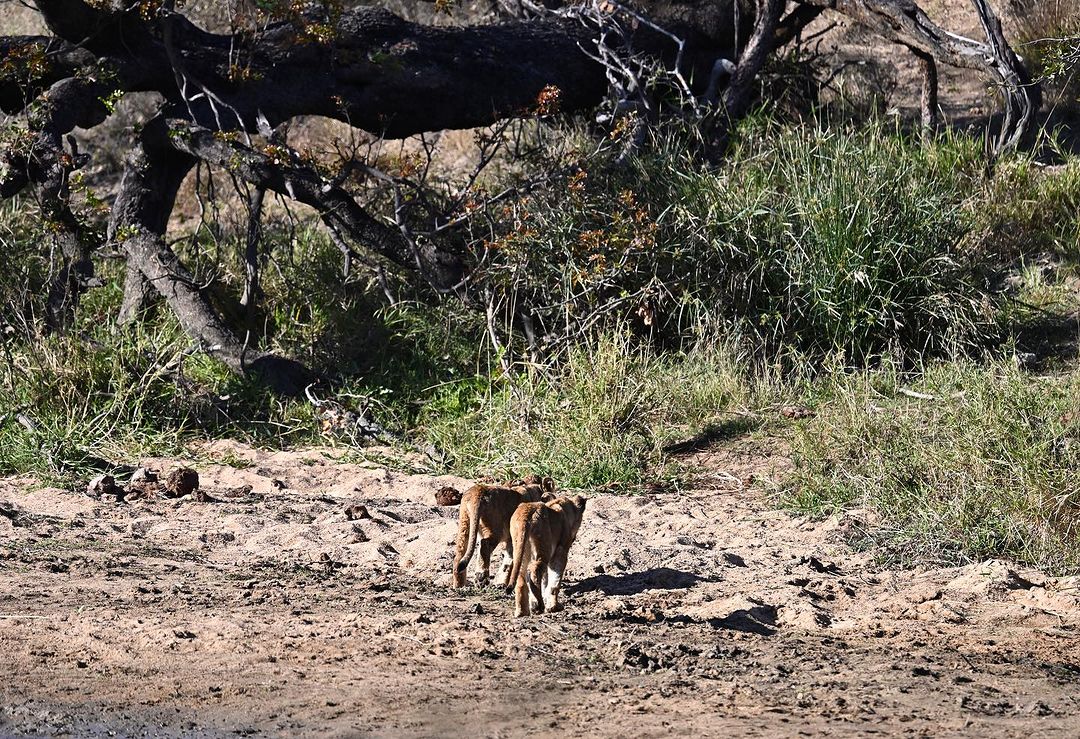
[794, 0, 1040, 151]
[164, 120, 465, 290]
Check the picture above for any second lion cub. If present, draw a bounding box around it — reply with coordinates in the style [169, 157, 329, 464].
[506, 496, 587, 617]
[452, 482, 553, 588]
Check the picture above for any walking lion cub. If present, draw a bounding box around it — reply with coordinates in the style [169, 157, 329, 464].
[452, 479, 554, 588]
[506, 496, 587, 617]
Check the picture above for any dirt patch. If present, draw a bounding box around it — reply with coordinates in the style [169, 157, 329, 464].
[0, 439, 1078, 737]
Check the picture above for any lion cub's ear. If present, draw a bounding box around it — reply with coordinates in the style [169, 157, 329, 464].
[574, 495, 587, 510]
[542, 476, 556, 493]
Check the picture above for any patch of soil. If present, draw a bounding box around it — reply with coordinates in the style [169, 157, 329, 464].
[1, 438, 1078, 737]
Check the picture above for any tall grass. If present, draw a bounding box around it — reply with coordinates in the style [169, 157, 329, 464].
[785, 360, 1080, 574]
[972, 151, 1080, 266]
[0, 305, 213, 481]
[422, 332, 793, 488]
[481, 118, 994, 361]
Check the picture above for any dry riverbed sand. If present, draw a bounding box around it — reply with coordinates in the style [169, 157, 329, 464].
[1, 439, 1078, 737]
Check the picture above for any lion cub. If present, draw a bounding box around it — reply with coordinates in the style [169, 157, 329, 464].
[508, 474, 556, 500]
[452, 480, 554, 588]
[506, 495, 587, 617]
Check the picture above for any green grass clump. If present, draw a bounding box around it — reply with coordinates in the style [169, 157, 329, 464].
[784, 360, 1080, 574]
[0, 221, 492, 482]
[482, 118, 993, 361]
[0, 311, 214, 482]
[422, 332, 792, 488]
[971, 152, 1080, 267]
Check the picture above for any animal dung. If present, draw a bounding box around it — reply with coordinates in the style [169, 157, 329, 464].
[435, 486, 462, 506]
[163, 467, 200, 498]
[344, 504, 372, 521]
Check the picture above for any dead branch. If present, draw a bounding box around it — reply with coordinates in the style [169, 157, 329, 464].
[794, 0, 1040, 152]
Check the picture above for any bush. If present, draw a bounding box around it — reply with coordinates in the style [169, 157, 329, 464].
[1013, 0, 1080, 107]
[970, 152, 1080, 266]
[0, 223, 488, 482]
[477, 118, 995, 362]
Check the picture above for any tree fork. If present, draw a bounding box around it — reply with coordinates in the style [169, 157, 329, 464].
[793, 0, 1039, 152]
[111, 117, 313, 395]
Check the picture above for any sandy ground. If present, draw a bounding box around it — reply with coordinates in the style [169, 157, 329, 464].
[1, 439, 1078, 738]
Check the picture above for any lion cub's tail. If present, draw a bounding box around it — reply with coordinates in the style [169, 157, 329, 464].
[453, 497, 480, 586]
[505, 510, 531, 594]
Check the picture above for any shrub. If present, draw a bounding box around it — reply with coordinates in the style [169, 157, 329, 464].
[476, 118, 995, 362]
[1013, 0, 1080, 107]
[970, 152, 1080, 266]
[0, 222, 487, 481]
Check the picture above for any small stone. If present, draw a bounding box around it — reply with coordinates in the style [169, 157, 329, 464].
[344, 504, 371, 521]
[125, 481, 158, 501]
[0, 501, 19, 523]
[1027, 700, 1054, 716]
[599, 599, 625, 618]
[87, 474, 116, 497]
[130, 467, 157, 484]
[722, 552, 747, 567]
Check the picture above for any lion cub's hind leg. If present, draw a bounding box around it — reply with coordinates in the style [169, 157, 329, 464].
[527, 553, 547, 615]
[513, 543, 533, 617]
[544, 545, 571, 612]
[496, 536, 514, 587]
[476, 536, 498, 587]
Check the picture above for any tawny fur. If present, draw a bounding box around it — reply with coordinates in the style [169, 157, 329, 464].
[509, 476, 557, 504]
[451, 483, 552, 588]
[508, 474, 556, 497]
[506, 495, 587, 617]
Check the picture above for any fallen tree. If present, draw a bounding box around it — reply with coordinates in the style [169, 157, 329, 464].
[0, 0, 1040, 393]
